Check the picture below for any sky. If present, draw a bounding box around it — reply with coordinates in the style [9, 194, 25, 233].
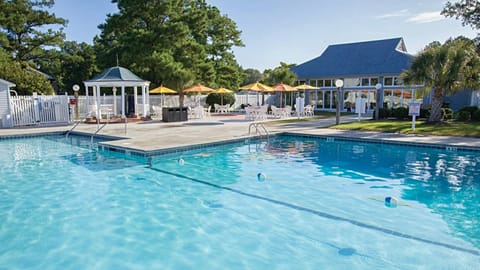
[51, 0, 478, 71]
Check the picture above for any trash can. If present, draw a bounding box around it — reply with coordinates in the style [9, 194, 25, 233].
[162, 107, 188, 122]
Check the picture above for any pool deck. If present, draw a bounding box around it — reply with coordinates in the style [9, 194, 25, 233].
[1, 114, 479, 152]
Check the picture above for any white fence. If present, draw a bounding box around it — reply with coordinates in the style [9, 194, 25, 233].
[72, 93, 273, 118]
[10, 95, 69, 127]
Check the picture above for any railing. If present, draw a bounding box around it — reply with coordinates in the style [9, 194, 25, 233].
[248, 122, 269, 137]
[91, 122, 108, 145]
[66, 120, 82, 139]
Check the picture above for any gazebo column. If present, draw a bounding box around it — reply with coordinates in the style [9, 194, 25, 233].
[113, 87, 117, 117]
[121, 86, 126, 119]
[84, 83, 89, 117]
[146, 84, 151, 116]
[92, 85, 97, 117]
[134, 86, 138, 117]
[96, 85, 102, 121]
[142, 85, 147, 117]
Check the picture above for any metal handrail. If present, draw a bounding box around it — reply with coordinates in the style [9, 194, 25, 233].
[248, 122, 269, 137]
[66, 120, 82, 138]
[91, 122, 107, 144]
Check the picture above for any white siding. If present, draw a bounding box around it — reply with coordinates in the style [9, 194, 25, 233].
[0, 89, 10, 128]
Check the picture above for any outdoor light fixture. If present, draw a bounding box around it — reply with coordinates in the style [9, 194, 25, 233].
[375, 83, 382, 120]
[335, 79, 344, 125]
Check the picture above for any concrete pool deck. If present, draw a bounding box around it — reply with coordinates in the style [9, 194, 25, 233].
[1, 114, 479, 152]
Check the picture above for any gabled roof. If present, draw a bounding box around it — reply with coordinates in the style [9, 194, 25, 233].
[0, 78, 16, 89]
[26, 66, 55, 80]
[86, 66, 146, 82]
[291, 37, 414, 79]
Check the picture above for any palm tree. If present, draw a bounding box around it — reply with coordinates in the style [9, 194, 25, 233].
[402, 37, 480, 123]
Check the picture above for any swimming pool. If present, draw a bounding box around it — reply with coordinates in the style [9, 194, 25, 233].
[0, 134, 478, 269]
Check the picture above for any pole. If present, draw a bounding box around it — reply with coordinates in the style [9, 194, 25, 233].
[74, 90, 79, 120]
[336, 87, 340, 125]
[412, 115, 416, 131]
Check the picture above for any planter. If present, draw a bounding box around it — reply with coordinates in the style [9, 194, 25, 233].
[162, 107, 188, 122]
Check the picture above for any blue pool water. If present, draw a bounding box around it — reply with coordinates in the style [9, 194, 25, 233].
[0, 134, 479, 269]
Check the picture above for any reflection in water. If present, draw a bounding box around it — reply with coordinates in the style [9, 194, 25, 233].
[268, 137, 480, 248]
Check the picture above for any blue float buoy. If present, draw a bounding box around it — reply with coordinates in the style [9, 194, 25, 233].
[257, 172, 267, 182]
[338, 247, 356, 256]
[384, 196, 398, 208]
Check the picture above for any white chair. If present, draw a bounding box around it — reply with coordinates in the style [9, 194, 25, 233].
[214, 104, 220, 113]
[151, 105, 163, 118]
[204, 106, 211, 118]
[304, 105, 314, 117]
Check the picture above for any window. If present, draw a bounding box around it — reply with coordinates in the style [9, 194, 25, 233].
[297, 80, 306, 86]
[317, 80, 324, 87]
[384, 77, 393, 86]
[371, 78, 379, 86]
[324, 80, 332, 87]
[344, 78, 360, 87]
[361, 78, 370, 86]
[393, 77, 403, 86]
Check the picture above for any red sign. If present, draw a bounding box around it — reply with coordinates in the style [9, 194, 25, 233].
[69, 99, 76, 105]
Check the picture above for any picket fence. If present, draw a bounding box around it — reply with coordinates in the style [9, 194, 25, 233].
[10, 95, 70, 127]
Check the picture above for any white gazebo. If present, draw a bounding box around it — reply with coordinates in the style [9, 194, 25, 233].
[84, 66, 150, 120]
[0, 79, 16, 128]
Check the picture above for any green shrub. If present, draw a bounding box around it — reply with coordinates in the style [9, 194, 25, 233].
[458, 106, 479, 120]
[206, 93, 235, 108]
[420, 108, 430, 119]
[457, 111, 471, 121]
[392, 107, 408, 120]
[472, 110, 480, 121]
[442, 108, 454, 120]
[378, 108, 391, 119]
[458, 106, 478, 114]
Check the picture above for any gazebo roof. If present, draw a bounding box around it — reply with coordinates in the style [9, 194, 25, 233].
[86, 66, 146, 83]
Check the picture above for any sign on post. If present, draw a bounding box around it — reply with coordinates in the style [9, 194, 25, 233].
[355, 97, 366, 121]
[409, 102, 421, 130]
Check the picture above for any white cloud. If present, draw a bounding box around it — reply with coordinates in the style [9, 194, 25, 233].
[407, 11, 445, 23]
[375, 9, 409, 19]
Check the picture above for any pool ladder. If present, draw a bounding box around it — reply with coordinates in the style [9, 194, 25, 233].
[248, 122, 269, 137]
[90, 122, 108, 145]
[66, 120, 82, 139]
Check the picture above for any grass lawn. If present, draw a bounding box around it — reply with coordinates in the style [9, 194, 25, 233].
[334, 120, 480, 137]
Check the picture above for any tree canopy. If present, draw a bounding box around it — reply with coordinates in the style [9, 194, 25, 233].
[36, 41, 99, 94]
[0, 0, 65, 94]
[263, 62, 297, 86]
[242, 68, 263, 85]
[94, 0, 244, 93]
[442, 0, 480, 31]
[402, 37, 480, 122]
[0, 0, 66, 62]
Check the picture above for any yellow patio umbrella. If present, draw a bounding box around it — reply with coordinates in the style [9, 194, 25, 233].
[294, 84, 318, 90]
[239, 81, 273, 92]
[149, 85, 177, 94]
[294, 84, 318, 99]
[272, 83, 298, 107]
[216, 87, 234, 105]
[149, 85, 178, 106]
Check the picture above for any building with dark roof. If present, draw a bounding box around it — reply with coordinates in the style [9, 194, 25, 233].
[291, 37, 420, 112]
[292, 37, 480, 112]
